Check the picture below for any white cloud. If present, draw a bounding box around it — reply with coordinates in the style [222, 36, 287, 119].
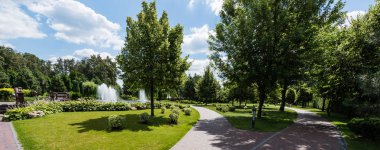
[188, 0, 196, 9]
[343, 10, 366, 27]
[187, 58, 210, 75]
[73, 48, 113, 59]
[183, 24, 214, 55]
[187, 0, 223, 15]
[0, 41, 15, 48]
[19, 0, 123, 50]
[0, 0, 46, 40]
[49, 48, 113, 64]
[206, 0, 223, 15]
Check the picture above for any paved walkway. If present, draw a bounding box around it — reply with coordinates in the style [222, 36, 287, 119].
[172, 106, 346, 150]
[254, 108, 347, 150]
[171, 106, 273, 150]
[0, 116, 22, 150]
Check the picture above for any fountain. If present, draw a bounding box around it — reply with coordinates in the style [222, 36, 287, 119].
[138, 89, 148, 103]
[97, 83, 118, 102]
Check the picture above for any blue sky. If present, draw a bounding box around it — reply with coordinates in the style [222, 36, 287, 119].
[0, 0, 375, 75]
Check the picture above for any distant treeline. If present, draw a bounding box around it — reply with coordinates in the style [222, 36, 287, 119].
[0, 46, 117, 97]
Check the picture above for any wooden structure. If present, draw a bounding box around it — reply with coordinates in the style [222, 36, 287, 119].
[14, 87, 25, 105]
[50, 92, 70, 101]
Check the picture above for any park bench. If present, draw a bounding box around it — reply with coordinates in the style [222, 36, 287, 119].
[50, 92, 70, 101]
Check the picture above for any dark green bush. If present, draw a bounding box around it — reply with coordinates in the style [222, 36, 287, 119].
[108, 115, 125, 130]
[228, 106, 236, 112]
[69, 91, 81, 100]
[0, 88, 14, 101]
[82, 81, 97, 97]
[139, 112, 150, 124]
[348, 117, 380, 140]
[178, 105, 185, 109]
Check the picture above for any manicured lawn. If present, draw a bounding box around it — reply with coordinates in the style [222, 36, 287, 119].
[204, 104, 297, 132]
[292, 106, 380, 150]
[12, 108, 199, 150]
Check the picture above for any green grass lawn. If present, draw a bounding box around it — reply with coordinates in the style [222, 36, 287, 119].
[292, 106, 380, 150]
[12, 108, 199, 150]
[203, 104, 297, 132]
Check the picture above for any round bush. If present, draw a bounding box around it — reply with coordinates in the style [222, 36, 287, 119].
[171, 109, 180, 115]
[184, 108, 192, 116]
[221, 106, 229, 113]
[139, 112, 150, 124]
[169, 113, 179, 124]
[161, 107, 166, 114]
[108, 115, 125, 130]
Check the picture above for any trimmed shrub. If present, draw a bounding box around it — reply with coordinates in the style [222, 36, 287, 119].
[69, 91, 81, 100]
[216, 105, 222, 111]
[348, 118, 380, 140]
[22, 89, 31, 97]
[108, 115, 125, 130]
[221, 106, 229, 113]
[3, 101, 135, 121]
[161, 107, 166, 114]
[184, 108, 191, 116]
[178, 105, 185, 109]
[228, 106, 236, 112]
[82, 81, 97, 97]
[171, 109, 180, 115]
[169, 113, 179, 124]
[0, 88, 14, 101]
[139, 112, 150, 124]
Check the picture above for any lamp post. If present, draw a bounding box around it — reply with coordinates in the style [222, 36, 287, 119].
[252, 106, 257, 128]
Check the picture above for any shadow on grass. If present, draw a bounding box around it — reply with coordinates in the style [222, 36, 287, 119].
[69, 114, 171, 133]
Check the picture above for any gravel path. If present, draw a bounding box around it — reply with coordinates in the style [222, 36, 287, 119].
[171, 106, 273, 150]
[0, 116, 22, 150]
[253, 107, 347, 150]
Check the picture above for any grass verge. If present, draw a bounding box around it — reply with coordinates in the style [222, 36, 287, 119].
[203, 104, 297, 132]
[13, 108, 199, 150]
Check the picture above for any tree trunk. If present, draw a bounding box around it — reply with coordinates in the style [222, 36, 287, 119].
[239, 97, 242, 107]
[257, 88, 266, 119]
[327, 100, 331, 117]
[279, 82, 288, 112]
[150, 79, 154, 117]
[321, 98, 326, 112]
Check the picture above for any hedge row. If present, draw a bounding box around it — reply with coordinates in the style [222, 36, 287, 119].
[348, 117, 380, 140]
[2, 101, 150, 121]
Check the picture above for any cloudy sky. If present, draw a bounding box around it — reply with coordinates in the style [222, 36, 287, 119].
[0, 0, 375, 75]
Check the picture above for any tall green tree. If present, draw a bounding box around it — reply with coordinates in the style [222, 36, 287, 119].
[277, 0, 344, 111]
[183, 75, 197, 100]
[197, 66, 220, 105]
[210, 0, 344, 118]
[117, 2, 189, 116]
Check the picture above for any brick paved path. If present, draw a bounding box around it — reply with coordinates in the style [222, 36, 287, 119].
[172, 106, 346, 150]
[0, 116, 22, 150]
[254, 108, 347, 150]
[171, 106, 273, 150]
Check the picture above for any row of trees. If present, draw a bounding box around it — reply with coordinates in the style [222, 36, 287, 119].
[208, 0, 380, 118]
[0, 46, 117, 97]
